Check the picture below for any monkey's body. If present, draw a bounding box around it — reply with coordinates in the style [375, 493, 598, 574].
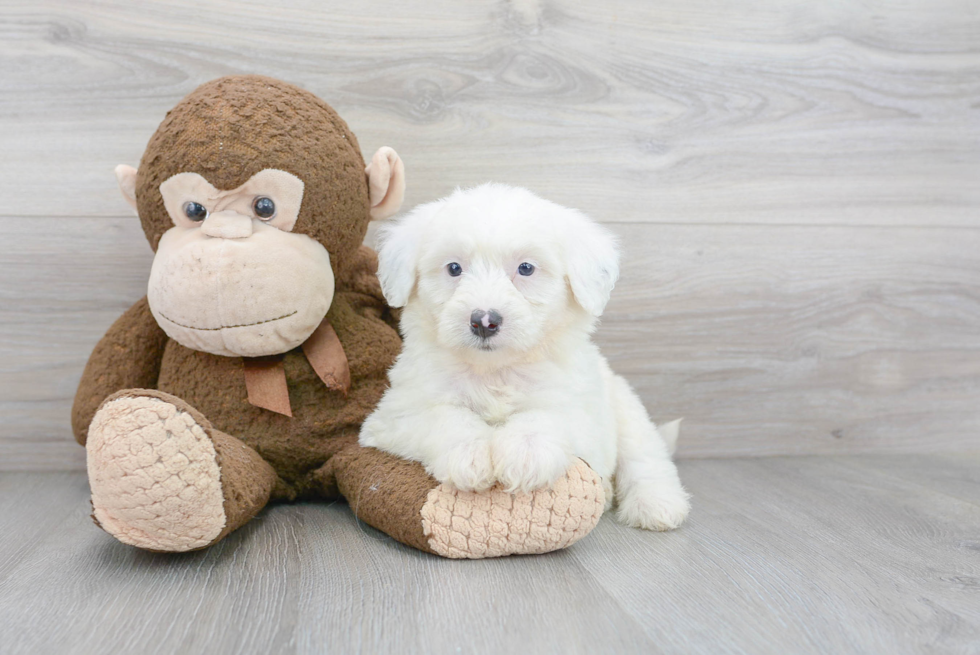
[72, 76, 604, 558]
[154, 264, 400, 499]
[73, 248, 448, 552]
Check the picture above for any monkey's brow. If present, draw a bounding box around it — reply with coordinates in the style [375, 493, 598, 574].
[158, 310, 298, 331]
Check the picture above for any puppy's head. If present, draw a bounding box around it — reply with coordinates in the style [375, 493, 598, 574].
[377, 184, 619, 364]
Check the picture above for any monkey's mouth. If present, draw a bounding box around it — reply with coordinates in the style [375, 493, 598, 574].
[158, 310, 298, 331]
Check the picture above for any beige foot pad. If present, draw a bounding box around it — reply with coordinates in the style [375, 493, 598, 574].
[420, 459, 605, 559]
[86, 394, 226, 552]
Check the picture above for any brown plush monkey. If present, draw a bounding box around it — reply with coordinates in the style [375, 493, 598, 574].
[72, 76, 603, 558]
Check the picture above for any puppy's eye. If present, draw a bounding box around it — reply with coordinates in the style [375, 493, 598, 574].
[447, 262, 463, 277]
[183, 202, 208, 222]
[518, 262, 535, 276]
[253, 197, 276, 220]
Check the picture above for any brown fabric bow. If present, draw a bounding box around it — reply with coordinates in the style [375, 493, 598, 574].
[242, 318, 350, 416]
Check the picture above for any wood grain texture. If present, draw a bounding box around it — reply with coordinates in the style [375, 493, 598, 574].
[607, 222, 980, 457]
[1, 455, 978, 654]
[0, 0, 978, 224]
[3, 217, 977, 468]
[1, 0, 979, 468]
[0, 217, 152, 470]
[573, 454, 980, 654]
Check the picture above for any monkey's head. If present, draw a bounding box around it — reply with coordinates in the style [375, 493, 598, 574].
[115, 76, 404, 358]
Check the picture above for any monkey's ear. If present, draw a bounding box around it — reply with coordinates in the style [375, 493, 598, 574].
[366, 147, 405, 221]
[114, 165, 138, 211]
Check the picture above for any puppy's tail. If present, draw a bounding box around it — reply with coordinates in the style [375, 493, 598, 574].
[657, 418, 682, 457]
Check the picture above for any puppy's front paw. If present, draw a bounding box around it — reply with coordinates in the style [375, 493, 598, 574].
[616, 483, 691, 531]
[491, 424, 573, 494]
[427, 439, 494, 492]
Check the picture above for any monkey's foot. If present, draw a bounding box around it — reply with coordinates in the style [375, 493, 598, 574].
[419, 459, 605, 559]
[86, 389, 275, 552]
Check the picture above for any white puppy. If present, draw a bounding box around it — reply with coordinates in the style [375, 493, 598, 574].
[359, 184, 690, 531]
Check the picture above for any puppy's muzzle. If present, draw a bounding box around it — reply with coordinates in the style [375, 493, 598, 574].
[469, 309, 503, 339]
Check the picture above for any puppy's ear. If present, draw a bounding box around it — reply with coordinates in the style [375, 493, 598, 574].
[563, 210, 620, 316]
[376, 201, 441, 307]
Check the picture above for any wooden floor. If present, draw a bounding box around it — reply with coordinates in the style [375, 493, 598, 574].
[2, 454, 978, 655]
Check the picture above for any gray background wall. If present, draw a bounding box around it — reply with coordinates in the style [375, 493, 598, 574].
[2, 0, 978, 470]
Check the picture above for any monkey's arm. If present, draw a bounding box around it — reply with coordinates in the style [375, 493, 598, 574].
[71, 296, 169, 445]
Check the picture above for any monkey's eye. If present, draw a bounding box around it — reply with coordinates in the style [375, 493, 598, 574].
[183, 202, 208, 222]
[447, 262, 463, 277]
[518, 262, 535, 276]
[253, 197, 276, 220]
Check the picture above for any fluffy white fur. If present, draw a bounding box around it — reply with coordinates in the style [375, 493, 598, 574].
[360, 184, 690, 531]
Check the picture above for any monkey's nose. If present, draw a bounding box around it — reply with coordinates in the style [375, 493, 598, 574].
[200, 211, 253, 239]
[470, 309, 503, 339]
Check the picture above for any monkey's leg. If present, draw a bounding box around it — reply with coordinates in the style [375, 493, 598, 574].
[72, 296, 168, 445]
[86, 389, 277, 552]
[328, 443, 606, 559]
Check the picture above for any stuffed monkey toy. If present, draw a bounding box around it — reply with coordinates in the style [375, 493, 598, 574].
[72, 76, 604, 558]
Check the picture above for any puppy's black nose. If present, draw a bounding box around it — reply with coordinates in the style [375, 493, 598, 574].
[470, 309, 503, 339]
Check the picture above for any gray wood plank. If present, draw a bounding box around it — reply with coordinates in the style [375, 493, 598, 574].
[0, 0, 977, 225]
[0, 475, 655, 655]
[0, 216, 152, 470]
[1, 455, 978, 654]
[0, 471, 89, 582]
[605, 223, 980, 458]
[3, 217, 978, 468]
[832, 454, 980, 506]
[291, 504, 655, 655]
[570, 455, 980, 654]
